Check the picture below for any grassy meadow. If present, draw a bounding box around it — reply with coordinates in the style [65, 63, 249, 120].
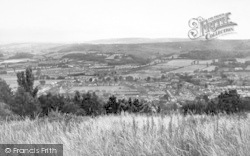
[0, 113, 250, 156]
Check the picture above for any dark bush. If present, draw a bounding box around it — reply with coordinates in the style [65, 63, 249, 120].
[0, 102, 14, 118]
[158, 101, 180, 114]
[181, 90, 246, 115]
[0, 78, 14, 105]
[74, 91, 104, 116]
[10, 87, 41, 118]
[104, 95, 119, 114]
[61, 102, 86, 116]
[217, 90, 242, 113]
[239, 97, 250, 112]
[104, 96, 154, 114]
[182, 100, 206, 115]
[38, 93, 67, 115]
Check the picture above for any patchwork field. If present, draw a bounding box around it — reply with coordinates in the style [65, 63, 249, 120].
[151, 59, 214, 71]
[164, 59, 195, 67]
[202, 65, 217, 72]
[226, 72, 250, 78]
[45, 51, 89, 59]
[125, 70, 162, 79]
[170, 65, 207, 73]
[149, 59, 217, 73]
[0, 113, 249, 156]
[149, 60, 194, 73]
[0, 59, 35, 64]
[70, 85, 131, 93]
[0, 75, 59, 90]
[236, 57, 250, 63]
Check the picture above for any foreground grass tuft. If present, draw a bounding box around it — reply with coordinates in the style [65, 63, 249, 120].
[0, 113, 250, 156]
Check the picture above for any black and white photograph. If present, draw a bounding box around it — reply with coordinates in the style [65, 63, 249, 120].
[0, 0, 250, 155]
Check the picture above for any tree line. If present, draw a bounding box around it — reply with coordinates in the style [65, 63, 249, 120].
[181, 90, 250, 115]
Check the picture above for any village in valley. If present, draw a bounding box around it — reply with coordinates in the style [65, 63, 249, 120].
[1, 41, 250, 104]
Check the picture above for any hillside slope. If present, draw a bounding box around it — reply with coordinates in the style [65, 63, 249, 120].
[52, 40, 250, 59]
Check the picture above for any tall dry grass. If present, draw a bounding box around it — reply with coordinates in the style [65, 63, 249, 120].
[0, 113, 250, 156]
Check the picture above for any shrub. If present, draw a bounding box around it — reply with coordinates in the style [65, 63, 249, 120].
[181, 100, 207, 115]
[181, 90, 245, 115]
[74, 91, 104, 116]
[140, 101, 158, 114]
[239, 97, 250, 112]
[10, 87, 41, 118]
[0, 78, 14, 105]
[0, 102, 14, 119]
[62, 102, 86, 116]
[38, 93, 67, 116]
[158, 101, 180, 114]
[104, 97, 154, 114]
[104, 95, 119, 114]
[217, 90, 242, 113]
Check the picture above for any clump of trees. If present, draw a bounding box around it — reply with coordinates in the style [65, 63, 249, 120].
[104, 96, 158, 114]
[10, 68, 40, 118]
[38, 93, 86, 116]
[181, 90, 249, 115]
[73, 91, 104, 116]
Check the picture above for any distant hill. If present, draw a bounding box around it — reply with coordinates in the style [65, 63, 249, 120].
[5, 39, 249, 61]
[53, 39, 250, 59]
[84, 38, 190, 44]
[0, 43, 64, 54]
[8, 52, 34, 59]
[179, 50, 250, 60]
[62, 52, 149, 65]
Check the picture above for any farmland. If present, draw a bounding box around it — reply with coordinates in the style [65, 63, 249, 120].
[0, 75, 19, 89]
[171, 65, 207, 73]
[236, 56, 250, 63]
[0, 74, 57, 90]
[0, 113, 249, 156]
[0, 58, 35, 64]
[150, 59, 213, 73]
[124, 70, 162, 79]
[70, 85, 131, 93]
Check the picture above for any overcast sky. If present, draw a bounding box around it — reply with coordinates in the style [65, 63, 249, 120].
[0, 0, 249, 43]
